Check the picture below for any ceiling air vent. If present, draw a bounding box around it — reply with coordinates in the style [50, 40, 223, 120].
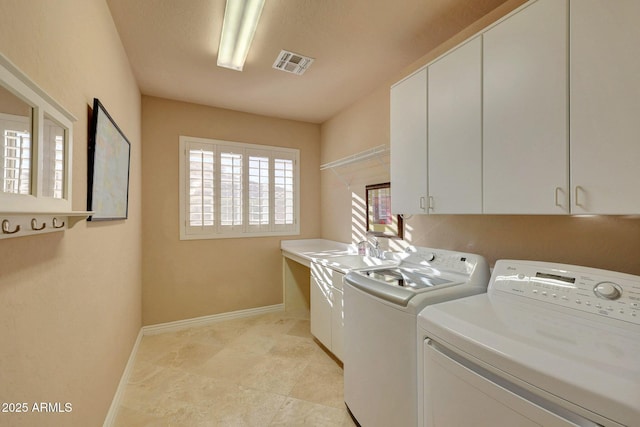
[272, 50, 314, 75]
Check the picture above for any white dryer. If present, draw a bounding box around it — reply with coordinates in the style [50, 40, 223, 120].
[418, 260, 640, 427]
[343, 247, 490, 427]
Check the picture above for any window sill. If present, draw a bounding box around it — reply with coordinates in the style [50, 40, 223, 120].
[180, 229, 300, 241]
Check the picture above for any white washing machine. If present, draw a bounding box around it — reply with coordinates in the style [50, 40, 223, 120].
[418, 260, 640, 427]
[343, 247, 490, 427]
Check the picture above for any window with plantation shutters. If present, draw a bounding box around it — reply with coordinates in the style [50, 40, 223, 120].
[179, 136, 299, 240]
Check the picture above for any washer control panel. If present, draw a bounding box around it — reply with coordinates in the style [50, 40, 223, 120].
[404, 246, 486, 276]
[491, 260, 640, 325]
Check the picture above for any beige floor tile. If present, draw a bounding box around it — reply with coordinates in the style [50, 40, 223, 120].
[135, 332, 189, 365]
[153, 341, 223, 370]
[191, 347, 264, 383]
[285, 319, 313, 339]
[127, 360, 167, 385]
[112, 406, 166, 427]
[177, 319, 254, 346]
[308, 342, 343, 368]
[269, 334, 319, 359]
[245, 316, 300, 338]
[269, 397, 352, 427]
[113, 310, 350, 427]
[239, 354, 310, 395]
[288, 360, 345, 408]
[223, 329, 279, 356]
[205, 383, 287, 426]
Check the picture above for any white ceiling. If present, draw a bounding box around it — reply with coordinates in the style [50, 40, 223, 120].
[107, 0, 507, 124]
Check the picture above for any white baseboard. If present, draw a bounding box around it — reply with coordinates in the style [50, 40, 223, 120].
[102, 303, 284, 426]
[141, 303, 284, 336]
[102, 329, 143, 427]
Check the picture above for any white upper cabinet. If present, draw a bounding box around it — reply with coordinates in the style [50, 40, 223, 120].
[390, 0, 640, 216]
[483, 0, 569, 214]
[390, 68, 427, 215]
[570, 0, 640, 214]
[428, 36, 482, 214]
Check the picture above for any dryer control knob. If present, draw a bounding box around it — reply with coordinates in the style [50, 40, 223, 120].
[594, 282, 621, 300]
[425, 253, 435, 262]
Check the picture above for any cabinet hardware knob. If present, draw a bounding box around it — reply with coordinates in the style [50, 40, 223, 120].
[2, 219, 20, 234]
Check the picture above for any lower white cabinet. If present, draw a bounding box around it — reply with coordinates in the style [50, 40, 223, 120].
[310, 262, 344, 360]
[310, 262, 344, 361]
[330, 287, 344, 359]
[310, 270, 332, 348]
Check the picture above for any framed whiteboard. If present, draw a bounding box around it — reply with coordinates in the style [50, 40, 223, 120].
[87, 98, 131, 221]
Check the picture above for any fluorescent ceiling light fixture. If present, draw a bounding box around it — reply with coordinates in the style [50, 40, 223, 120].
[217, 0, 265, 71]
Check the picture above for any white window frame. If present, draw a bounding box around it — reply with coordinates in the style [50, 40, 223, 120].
[179, 135, 300, 240]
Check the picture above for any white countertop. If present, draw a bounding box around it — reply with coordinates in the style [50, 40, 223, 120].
[281, 239, 356, 267]
[281, 238, 401, 273]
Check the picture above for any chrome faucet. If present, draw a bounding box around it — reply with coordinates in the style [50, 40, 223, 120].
[357, 236, 382, 258]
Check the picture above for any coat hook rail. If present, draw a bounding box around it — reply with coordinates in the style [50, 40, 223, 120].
[52, 217, 65, 229]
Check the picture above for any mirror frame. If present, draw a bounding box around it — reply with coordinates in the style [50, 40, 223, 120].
[0, 53, 75, 213]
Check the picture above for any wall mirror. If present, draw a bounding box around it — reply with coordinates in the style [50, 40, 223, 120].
[0, 84, 32, 196]
[0, 54, 93, 240]
[365, 182, 403, 239]
[42, 113, 66, 199]
[0, 53, 74, 213]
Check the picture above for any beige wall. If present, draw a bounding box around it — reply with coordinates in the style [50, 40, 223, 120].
[320, 86, 391, 245]
[0, 1, 142, 426]
[320, 0, 640, 276]
[141, 96, 321, 325]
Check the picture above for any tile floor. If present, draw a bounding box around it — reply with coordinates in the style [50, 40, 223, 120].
[113, 310, 357, 426]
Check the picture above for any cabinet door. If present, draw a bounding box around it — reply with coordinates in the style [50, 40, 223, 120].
[570, 0, 640, 214]
[428, 36, 482, 214]
[330, 287, 344, 362]
[310, 273, 332, 350]
[483, 0, 569, 214]
[390, 68, 428, 214]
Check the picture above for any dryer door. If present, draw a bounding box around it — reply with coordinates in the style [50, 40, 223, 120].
[422, 339, 602, 427]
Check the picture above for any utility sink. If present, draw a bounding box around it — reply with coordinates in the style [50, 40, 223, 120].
[321, 254, 399, 271]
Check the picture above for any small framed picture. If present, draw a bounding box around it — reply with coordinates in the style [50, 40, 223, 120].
[365, 182, 403, 239]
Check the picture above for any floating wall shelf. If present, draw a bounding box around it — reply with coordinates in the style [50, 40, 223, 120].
[320, 145, 389, 187]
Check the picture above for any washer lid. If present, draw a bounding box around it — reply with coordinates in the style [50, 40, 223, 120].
[418, 293, 640, 427]
[345, 269, 455, 306]
[345, 271, 415, 306]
